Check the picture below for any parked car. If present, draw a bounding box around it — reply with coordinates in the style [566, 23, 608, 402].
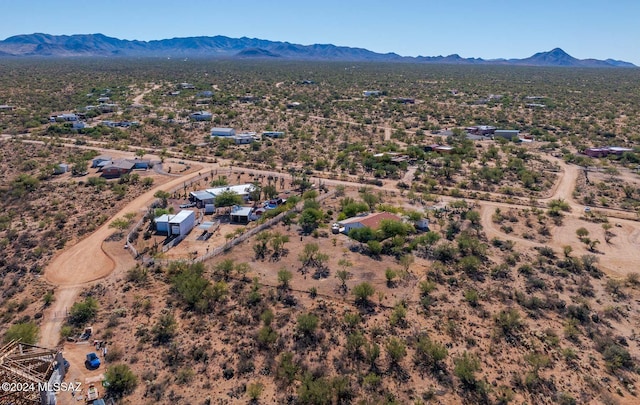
[85, 352, 101, 369]
[180, 202, 196, 208]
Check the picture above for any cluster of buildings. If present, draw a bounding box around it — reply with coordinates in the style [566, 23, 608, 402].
[188, 183, 255, 211]
[154, 183, 281, 239]
[583, 146, 634, 158]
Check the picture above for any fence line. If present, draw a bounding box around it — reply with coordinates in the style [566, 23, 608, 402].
[126, 165, 335, 264]
[194, 190, 335, 263]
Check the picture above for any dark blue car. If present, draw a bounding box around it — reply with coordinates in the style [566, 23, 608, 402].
[86, 352, 101, 369]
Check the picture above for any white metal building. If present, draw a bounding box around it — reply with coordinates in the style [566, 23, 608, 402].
[155, 210, 196, 237]
[211, 127, 236, 137]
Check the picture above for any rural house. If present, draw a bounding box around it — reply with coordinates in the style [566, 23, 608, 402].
[100, 159, 135, 177]
[189, 111, 213, 121]
[262, 131, 284, 138]
[338, 212, 402, 234]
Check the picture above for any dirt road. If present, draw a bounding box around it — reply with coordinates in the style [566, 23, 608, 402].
[132, 83, 160, 105]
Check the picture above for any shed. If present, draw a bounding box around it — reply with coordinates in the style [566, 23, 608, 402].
[91, 155, 112, 168]
[211, 127, 236, 137]
[53, 163, 70, 175]
[155, 214, 171, 233]
[155, 210, 196, 236]
[230, 206, 253, 224]
[494, 130, 520, 140]
[132, 160, 150, 170]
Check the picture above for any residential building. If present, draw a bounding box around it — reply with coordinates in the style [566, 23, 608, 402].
[189, 190, 216, 207]
[493, 130, 520, 140]
[206, 184, 255, 200]
[262, 131, 285, 138]
[211, 127, 236, 137]
[338, 212, 402, 235]
[466, 125, 496, 135]
[363, 90, 381, 97]
[100, 159, 135, 177]
[584, 146, 634, 158]
[49, 113, 78, 122]
[233, 133, 254, 145]
[189, 111, 213, 121]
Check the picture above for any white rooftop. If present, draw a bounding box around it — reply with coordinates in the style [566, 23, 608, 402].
[169, 210, 195, 224]
[231, 206, 253, 216]
[206, 184, 255, 196]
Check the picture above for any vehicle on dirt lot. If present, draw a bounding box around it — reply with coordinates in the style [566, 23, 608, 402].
[86, 352, 101, 369]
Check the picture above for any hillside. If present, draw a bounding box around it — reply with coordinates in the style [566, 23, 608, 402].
[0, 33, 635, 67]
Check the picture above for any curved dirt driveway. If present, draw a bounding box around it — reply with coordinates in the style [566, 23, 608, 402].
[39, 166, 213, 347]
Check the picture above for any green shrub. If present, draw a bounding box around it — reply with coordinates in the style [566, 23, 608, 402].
[104, 364, 138, 397]
[3, 322, 38, 344]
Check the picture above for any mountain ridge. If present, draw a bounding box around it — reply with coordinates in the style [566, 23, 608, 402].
[0, 33, 635, 67]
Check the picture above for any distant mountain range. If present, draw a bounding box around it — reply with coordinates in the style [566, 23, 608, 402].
[0, 33, 635, 68]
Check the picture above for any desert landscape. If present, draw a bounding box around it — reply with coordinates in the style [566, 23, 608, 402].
[2, 58, 640, 405]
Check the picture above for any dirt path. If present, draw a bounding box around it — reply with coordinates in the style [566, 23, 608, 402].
[39, 286, 81, 348]
[132, 83, 160, 105]
[384, 126, 392, 141]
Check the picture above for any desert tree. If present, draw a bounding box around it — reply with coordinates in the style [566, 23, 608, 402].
[104, 364, 138, 398]
[352, 282, 375, 306]
[277, 268, 293, 289]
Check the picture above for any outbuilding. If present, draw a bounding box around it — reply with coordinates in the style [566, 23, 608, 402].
[190, 111, 213, 121]
[155, 210, 196, 237]
[91, 155, 112, 168]
[494, 130, 520, 140]
[230, 205, 253, 224]
[211, 127, 236, 137]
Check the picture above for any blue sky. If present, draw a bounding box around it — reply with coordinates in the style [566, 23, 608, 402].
[3, 0, 639, 64]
